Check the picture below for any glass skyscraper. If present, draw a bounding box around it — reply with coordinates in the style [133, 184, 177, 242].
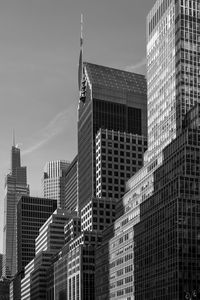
[122, 0, 200, 213]
[147, 0, 200, 161]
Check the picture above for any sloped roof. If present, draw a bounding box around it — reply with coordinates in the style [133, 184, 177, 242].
[84, 62, 147, 95]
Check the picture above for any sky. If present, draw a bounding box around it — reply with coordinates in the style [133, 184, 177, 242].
[0, 0, 155, 252]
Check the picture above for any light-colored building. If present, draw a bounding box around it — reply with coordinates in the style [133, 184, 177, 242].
[42, 160, 70, 209]
[120, 0, 200, 208]
[147, 0, 200, 162]
[35, 208, 75, 255]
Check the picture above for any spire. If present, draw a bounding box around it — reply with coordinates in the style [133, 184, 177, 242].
[81, 13, 83, 46]
[78, 13, 84, 91]
[12, 129, 15, 147]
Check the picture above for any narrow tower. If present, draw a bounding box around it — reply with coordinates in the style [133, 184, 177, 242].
[3, 140, 29, 278]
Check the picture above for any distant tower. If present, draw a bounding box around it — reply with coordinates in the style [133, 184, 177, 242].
[42, 160, 70, 208]
[3, 139, 29, 278]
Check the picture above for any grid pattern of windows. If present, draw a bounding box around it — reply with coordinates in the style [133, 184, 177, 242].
[81, 198, 116, 232]
[65, 217, 81, 243]
[147, 0, 176, 161]
[134, 120, 200, 299]
[43, 160, 70, 209]
[67, 234, 102, 300]
[147, 0, 200, 162]
[96, 129, 147, 200]
[108, 228, 134, 300]
[17, 196, 57, 273]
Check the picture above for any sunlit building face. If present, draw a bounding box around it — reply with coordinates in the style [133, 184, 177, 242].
[147, 0, 200, 162]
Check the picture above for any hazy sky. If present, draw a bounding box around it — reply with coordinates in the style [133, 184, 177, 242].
[0, 0, 155, 252]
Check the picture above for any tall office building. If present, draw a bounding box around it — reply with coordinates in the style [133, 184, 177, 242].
[78, 62, 147, 210]
[42, 160, 70, 208]
[122, 0, 200, 207]
[147, 0, 200, 161]
[17, 195, 57, 274]
[114, 0, 200, 207]
[134, 0, 200, 298]
[3, 144, 29, 278]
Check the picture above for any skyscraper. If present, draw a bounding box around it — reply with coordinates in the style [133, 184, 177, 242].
[17, 195, 57, 274]
[117, 0, 200, 211]
[9, 196, 57, 300]
[132, 1, 200, 297]
[147, 0, 200, 161]
[42, 160, 70, 209]
[78, 62, 147, 210]
[3, 143, 29, 278]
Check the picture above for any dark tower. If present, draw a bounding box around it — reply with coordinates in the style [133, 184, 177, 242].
[3, 140, 29, 278]
[78, 62, 147, 211]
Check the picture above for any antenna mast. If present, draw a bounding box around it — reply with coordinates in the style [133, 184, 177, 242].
[78, 14, 84, 91]
[12, 129, 15, 147]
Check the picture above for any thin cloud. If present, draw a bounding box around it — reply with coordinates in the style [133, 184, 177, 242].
[125, 58, 146, 72]
[22, 109, 71, 155]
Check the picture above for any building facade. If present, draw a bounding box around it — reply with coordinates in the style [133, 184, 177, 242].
[42, 160, 70, 209]
[95, 129, 147, 200]
[80, 197, 116, 232]
[17, 195, 57, 274]
[134, 104, 200, 299]
[95, 177, 141, 300]
[3, 145, 29, 278]
[64, 155, 78, 212]
[147, 0, 200, 161]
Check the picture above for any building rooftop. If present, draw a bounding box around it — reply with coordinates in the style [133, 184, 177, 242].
[84, 62, 147, 95]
